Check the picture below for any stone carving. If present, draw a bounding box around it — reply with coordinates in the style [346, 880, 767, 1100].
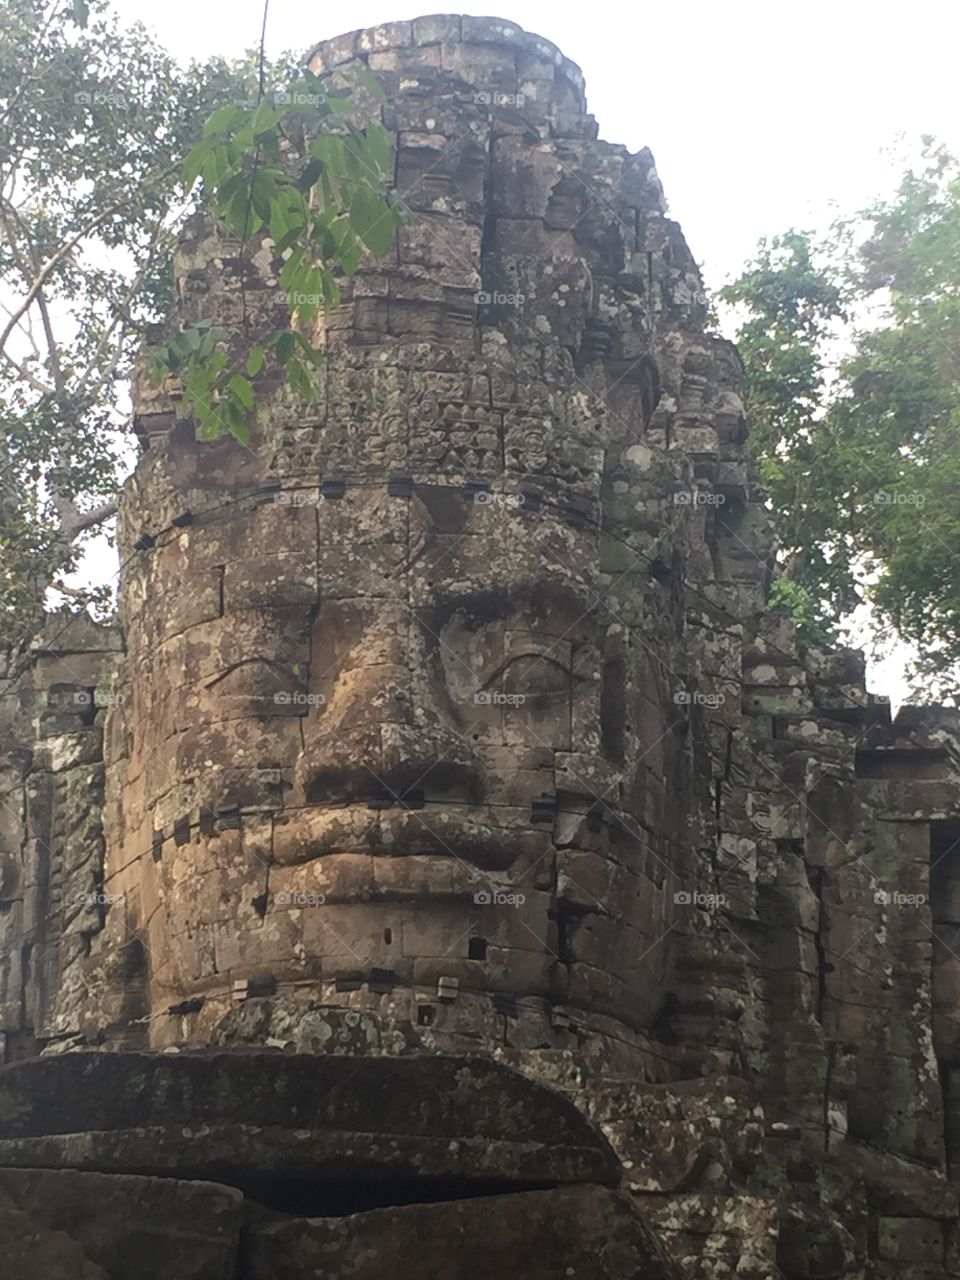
[1, 15, 960, 1279]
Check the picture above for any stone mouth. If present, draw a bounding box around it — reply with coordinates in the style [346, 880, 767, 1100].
[272, 804, 550, 873]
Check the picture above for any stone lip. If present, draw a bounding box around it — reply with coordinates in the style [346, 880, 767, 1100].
[0, 1051, 619, 1192]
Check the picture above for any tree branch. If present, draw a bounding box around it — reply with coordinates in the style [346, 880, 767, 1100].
[0, 201, 124, 358]
[60, 498, 119, 537]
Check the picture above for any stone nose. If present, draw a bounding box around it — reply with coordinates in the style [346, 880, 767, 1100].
[318, 605, 438, 730]
[295, 607, 484, 806]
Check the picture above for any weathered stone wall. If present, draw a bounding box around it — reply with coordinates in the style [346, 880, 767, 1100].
[2, 15, 960, 1280]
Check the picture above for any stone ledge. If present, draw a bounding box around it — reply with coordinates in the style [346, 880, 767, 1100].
[0, 1051, 619, 1191]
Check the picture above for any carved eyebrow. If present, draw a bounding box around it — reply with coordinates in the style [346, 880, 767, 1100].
[487, 651, 573, 679]
[432, 583, 594, 624]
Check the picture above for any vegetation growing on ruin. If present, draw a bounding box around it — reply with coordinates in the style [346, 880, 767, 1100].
[724, 144, 960, 697]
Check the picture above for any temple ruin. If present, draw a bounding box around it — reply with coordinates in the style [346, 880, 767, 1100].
[2, 15, 960, 1278]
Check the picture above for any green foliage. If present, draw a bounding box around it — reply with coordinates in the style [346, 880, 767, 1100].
[0, 0, 400, 649]
[767, 579, 838, 652]
[721, 231, 855, 617]
[150, 67, 403, 443]
[0, 0, 266, 647]
[722, 143, 960, 698]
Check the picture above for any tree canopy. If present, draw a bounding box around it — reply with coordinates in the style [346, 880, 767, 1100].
[0, 0, 399, 650]
[722, 142, 960, 699]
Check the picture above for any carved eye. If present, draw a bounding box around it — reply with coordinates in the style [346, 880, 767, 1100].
[496, 653, 571, 708]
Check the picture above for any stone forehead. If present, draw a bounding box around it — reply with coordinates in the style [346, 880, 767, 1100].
[305, 15, 587, 106]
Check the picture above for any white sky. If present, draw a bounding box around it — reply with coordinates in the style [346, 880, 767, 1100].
[118, 0, 960, 290]
[90, 0, 960, 702]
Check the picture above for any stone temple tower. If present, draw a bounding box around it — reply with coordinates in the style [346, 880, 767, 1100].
[3, 16, 960, 1279]
[71, 12, 761, 1066]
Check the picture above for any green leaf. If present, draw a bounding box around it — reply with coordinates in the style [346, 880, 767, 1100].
[361, 203, 396, 256]
[250, 100, 284, 137]
[352, 63, 388, 106]
[228, 374, 254, 409]
[279, 248, 305, 292]
[250, 170, 276, 222]
[246, 346, 265, 376]
[298, 157, 323, 193]
[225, 404, 251, 444]
[203, 103, 246, 139]
[322, 94, 352, 115]
[340, 238, 361, 276]
[349, 184, 378, 239]
[311, 135, 346, 179]
[365, 121, 393, 175]
[183, 141, 211, 189]
[276, 332, 295, 364]
[321, 272, 340, 308]
[226, 185, 262, 237]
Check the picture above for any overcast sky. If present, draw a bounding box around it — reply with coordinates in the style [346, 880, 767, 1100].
[90, 0, 960, 701]
[125, 0, 960, 292]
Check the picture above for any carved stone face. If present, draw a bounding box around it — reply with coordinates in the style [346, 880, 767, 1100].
[101, 18, 744, 1060]
[115, 457, 683, 1053]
